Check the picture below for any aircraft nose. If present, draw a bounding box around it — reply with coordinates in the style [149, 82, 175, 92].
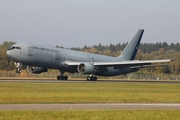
[6, 50, 12, 59]
[6, 50, 10, 58]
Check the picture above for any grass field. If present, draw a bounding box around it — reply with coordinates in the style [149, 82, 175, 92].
[0, 82, 180, 103]
[0, 110, 180, 120]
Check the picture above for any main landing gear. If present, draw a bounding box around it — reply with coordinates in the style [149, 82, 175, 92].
[57, 70, 68, 80]
[86, 75, 97, 81]
[14, 62, 22, 73]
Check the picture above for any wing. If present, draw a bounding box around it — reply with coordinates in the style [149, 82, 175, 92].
[65, 59, 172, 69]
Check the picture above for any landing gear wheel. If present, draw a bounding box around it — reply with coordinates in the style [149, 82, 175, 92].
[94, 76, 97, 81]
[86, 76, 90, 81]
[16, 68, 22, 73]
[90, 76, 94, 81]
[57, 76, 61, 80]
[61, 76, 64, 80]
[64, 76, 68, 80]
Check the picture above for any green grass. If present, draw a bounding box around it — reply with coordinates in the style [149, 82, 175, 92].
[0, 110, 180, 120]
[0, 82, 180, 104]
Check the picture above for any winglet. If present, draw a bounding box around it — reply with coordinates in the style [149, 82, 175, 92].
[118, 29, 144, 60]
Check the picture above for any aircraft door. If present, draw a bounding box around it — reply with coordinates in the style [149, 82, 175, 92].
[55, 51, 60, 60]
[28, 46, 33, 56]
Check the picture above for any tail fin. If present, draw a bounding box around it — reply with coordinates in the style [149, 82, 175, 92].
[118, 29, 144, 60]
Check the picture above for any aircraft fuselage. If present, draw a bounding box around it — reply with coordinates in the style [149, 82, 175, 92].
[7, 43, 138, 76]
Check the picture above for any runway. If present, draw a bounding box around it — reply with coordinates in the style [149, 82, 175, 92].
[0, 103, 180, 110]
[1, 79, 180, 84]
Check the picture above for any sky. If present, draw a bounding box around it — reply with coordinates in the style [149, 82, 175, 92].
[0, 0, 180, 48]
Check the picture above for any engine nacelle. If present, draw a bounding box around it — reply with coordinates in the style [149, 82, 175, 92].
[77, 63, 95, 74]
[27, 66, 48, 74]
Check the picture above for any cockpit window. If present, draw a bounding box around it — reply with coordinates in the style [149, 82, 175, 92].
[8, 47, 15, 51]
[8, 46, 21, 51]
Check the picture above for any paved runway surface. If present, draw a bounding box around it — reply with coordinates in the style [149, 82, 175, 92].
[1, 103, 180, 110]
[1, 79, 180, 84]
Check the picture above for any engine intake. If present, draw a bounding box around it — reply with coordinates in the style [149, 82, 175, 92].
[77, 63, 95, 74]
[27, 66, 48, 74]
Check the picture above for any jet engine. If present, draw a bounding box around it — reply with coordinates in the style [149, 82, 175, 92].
[27, 66, 48, 74]
[77, 63, 96, 74]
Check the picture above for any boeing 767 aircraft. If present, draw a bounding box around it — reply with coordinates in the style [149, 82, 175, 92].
[6, 29, 171, 81]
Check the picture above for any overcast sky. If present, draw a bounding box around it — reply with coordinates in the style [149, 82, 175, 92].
[0, 1, 179, 48]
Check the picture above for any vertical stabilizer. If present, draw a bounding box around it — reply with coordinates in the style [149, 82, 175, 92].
[118, 29, 144, 60]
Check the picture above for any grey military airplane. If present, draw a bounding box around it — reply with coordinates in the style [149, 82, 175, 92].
[6, 29, 171, 81]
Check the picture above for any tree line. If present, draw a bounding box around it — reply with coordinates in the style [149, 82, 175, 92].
[71, 42, 180, 54]
[0, 41, 15, 70]
[0, 41, 180, 75]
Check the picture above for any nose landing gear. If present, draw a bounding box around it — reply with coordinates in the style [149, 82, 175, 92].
[14, 62, 22, 73]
